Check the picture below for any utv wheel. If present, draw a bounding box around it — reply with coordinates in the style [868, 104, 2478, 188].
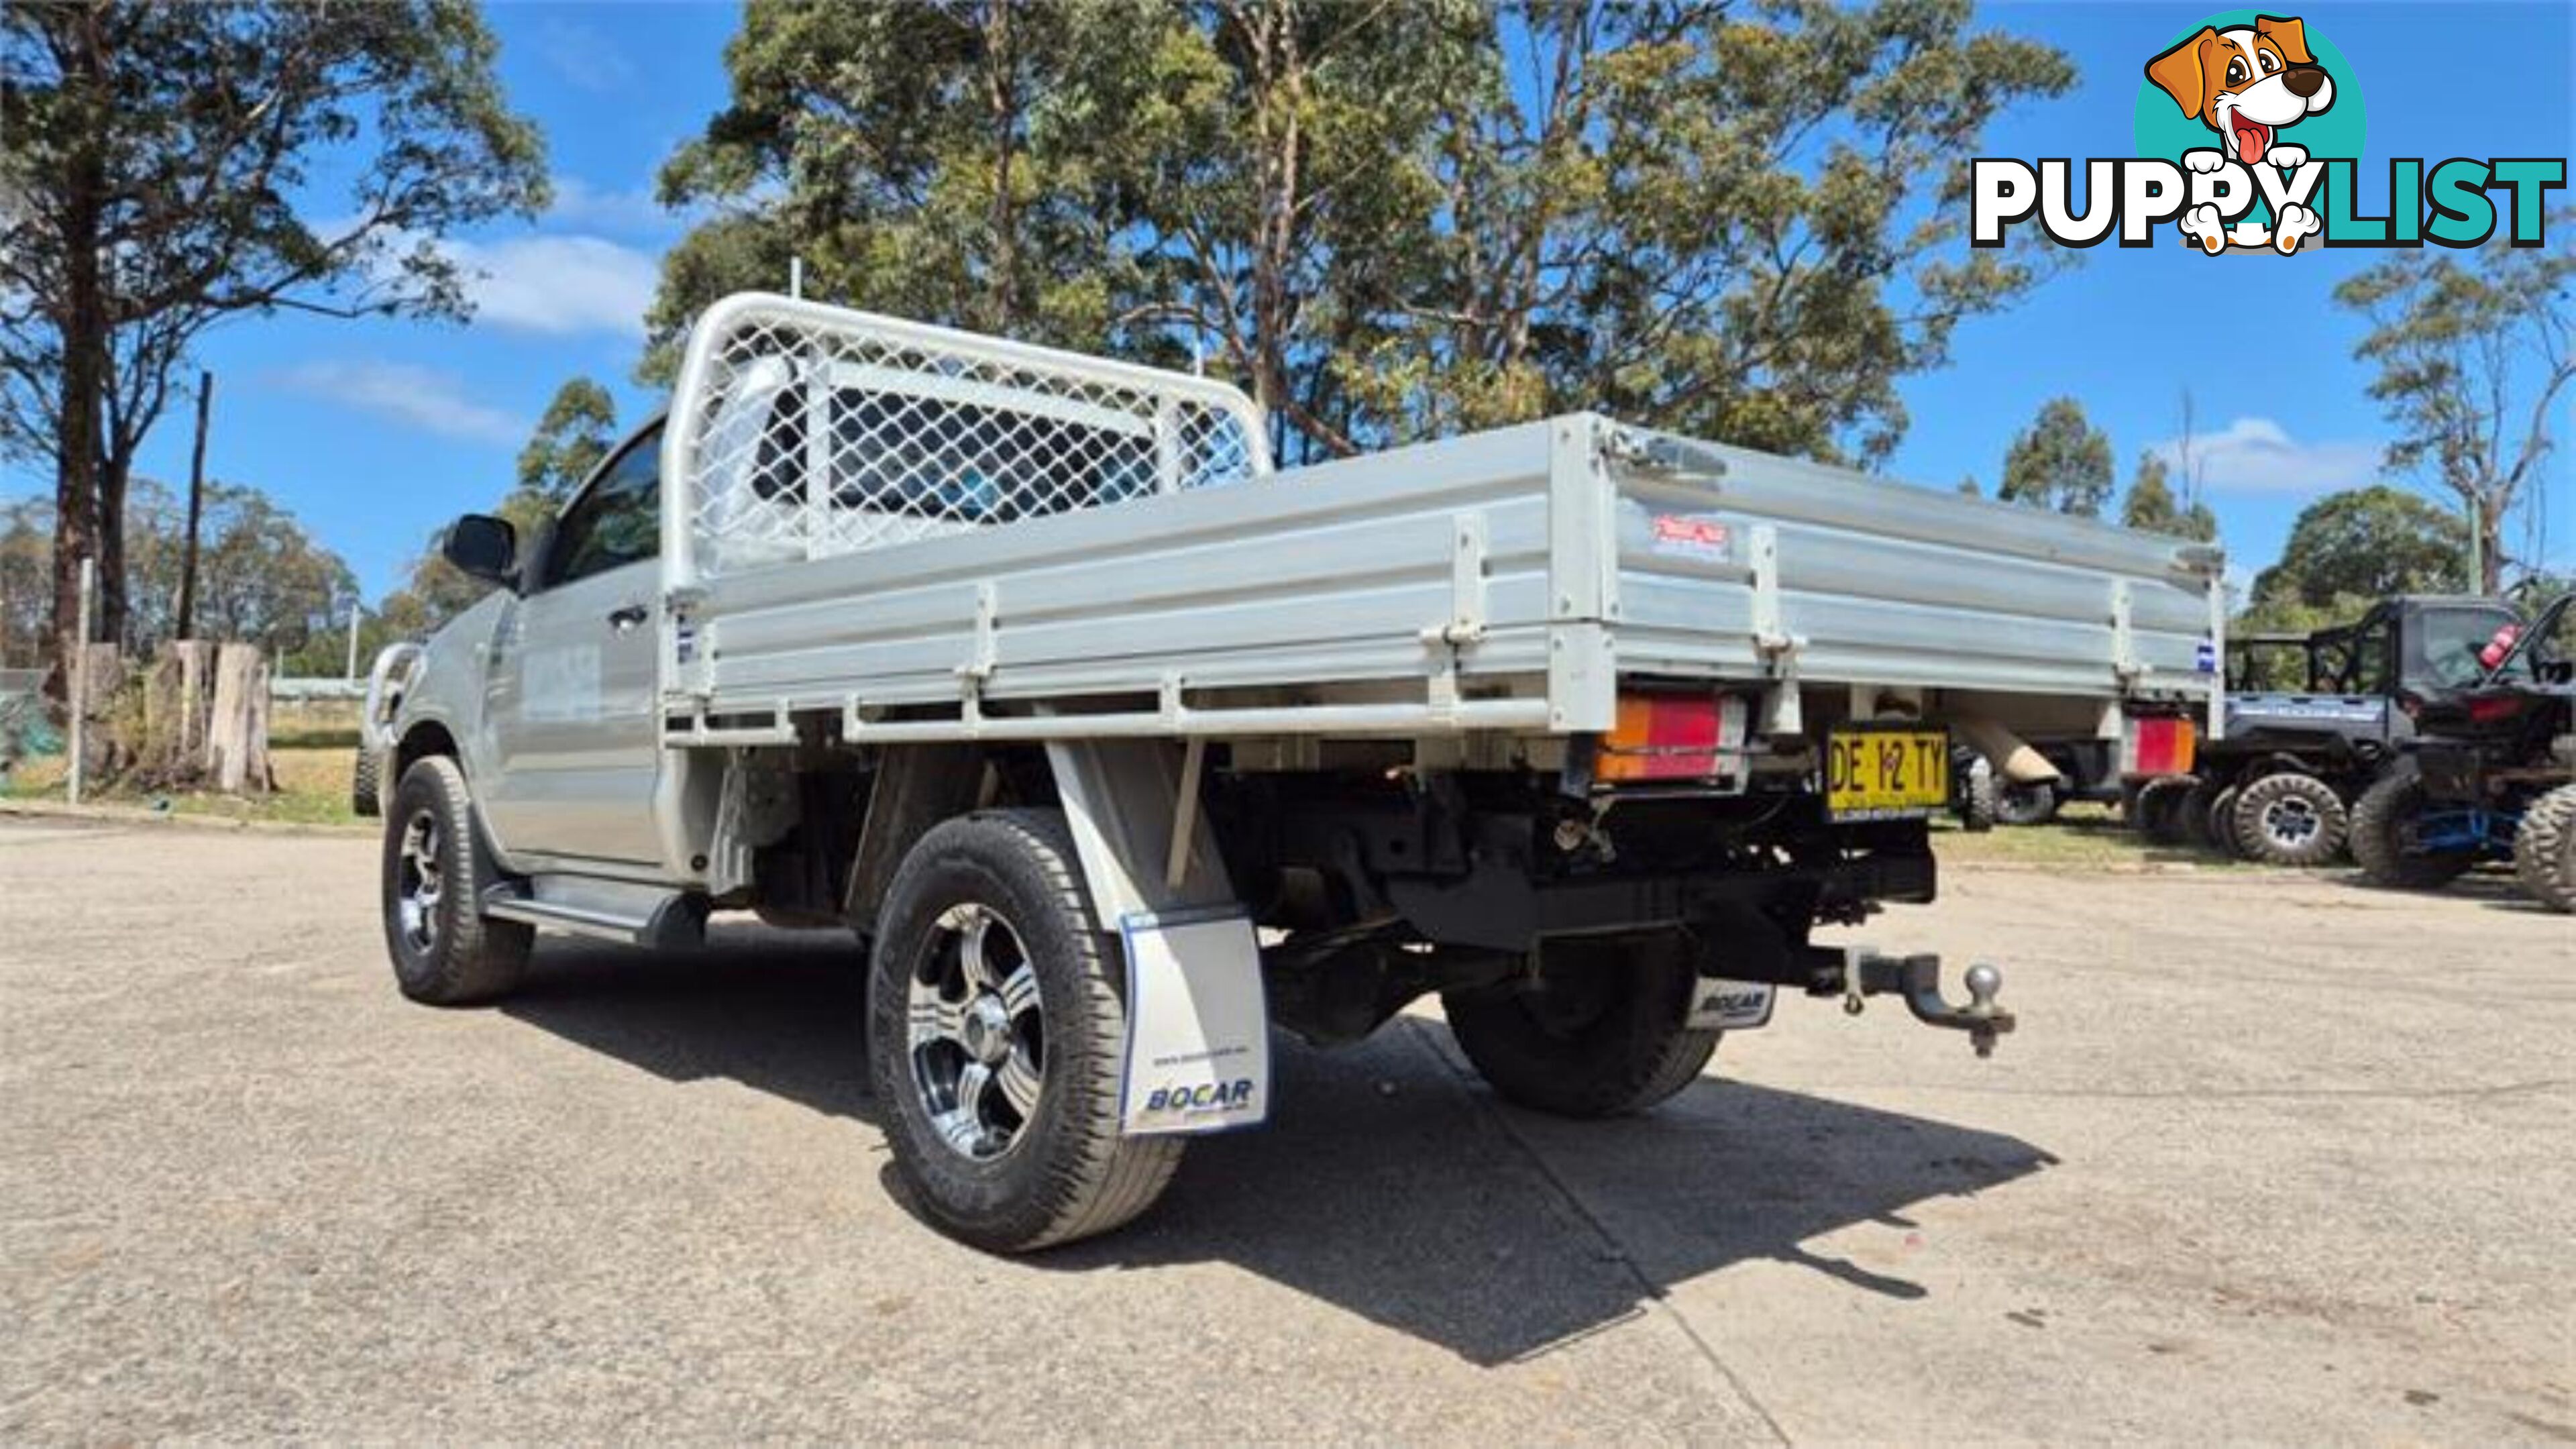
[1957, 757, 1997, 832]
[382, 756, 532, 1005]
[2181, 777, 2229, 851]
[1441, 932, 1718, 1118]
[868, 809, 1182, 1252]
[2349, 766, 2477, 890]
[352, 745, 382, 818]
[1995, 779, 2060, 827]
[2134, 777, 2195, 846]
[2232, 771, 2348, 867]
[2512, 784, 2576, 914]
[2204, 784, 2244, 859]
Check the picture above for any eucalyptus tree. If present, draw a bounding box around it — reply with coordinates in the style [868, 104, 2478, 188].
[0, 0, 545, 666]
[649, 0, 2074, 467]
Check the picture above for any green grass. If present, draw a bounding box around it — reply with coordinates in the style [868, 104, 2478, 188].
[1, 745, 364, 828]
[1931, 801, 2251, 870]
[269, 727, 364, 750]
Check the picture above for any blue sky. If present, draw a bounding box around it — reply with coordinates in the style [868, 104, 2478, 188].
[4, 0, 2570, 602]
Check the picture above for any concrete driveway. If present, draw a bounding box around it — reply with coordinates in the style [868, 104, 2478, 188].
[3, 818, 2569, 1442]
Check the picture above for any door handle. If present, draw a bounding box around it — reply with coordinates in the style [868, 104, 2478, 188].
[607, 604, 649, 631]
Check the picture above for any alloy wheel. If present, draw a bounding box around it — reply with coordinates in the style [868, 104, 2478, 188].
[906, 903, 1046, 1161]
[395, 810, 443, 953]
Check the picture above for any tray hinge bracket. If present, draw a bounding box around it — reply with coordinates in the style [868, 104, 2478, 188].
[1750, 523, 1805, 735]
[1420, 511, 1489, 722]
[2110, 580, 2145, 685]
[957, 579, 1000, 695]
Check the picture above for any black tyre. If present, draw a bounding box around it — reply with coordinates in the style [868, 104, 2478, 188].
[2205, 784, 2244, 859]
[2181, 777, 2229, 851]
[352, 745, 382, 818]
[868, 809, 1183, 1252]
[2512, 784, 2576, 914]
[1957, 756, 1997, 832]
[2231, 771, 2348, 867]
[1442, 932, 1718, 1118]
[1995, 778, 2060, 827]
[2349, 765, 2477, 890]
[382, 755, 533, 1005]
[2135, 777, 2195, 846]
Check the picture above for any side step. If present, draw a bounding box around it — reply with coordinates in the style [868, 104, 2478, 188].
[480, 875, 707, 950]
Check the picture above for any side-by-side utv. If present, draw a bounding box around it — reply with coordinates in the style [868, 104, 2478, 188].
[2162, 596, 2530, 866]
[2349, 593, 2575, 912]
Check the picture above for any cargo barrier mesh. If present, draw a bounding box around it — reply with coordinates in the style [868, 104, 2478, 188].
[673, 298, 1271, 576]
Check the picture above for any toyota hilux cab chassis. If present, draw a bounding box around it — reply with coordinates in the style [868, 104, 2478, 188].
[370, 295, 2225, 1251]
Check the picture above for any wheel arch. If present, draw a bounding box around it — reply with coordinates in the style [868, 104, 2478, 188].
[394, 718, 462, 783]
[843, 739, 1239, 938]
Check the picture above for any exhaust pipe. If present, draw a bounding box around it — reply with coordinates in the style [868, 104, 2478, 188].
[1951, 713, 2062, 786]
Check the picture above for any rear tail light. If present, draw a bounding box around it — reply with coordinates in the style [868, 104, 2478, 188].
[2121, 714, 2196, 777]
[1595, 692, 1749, 782]
[2466, 694, 2524, 724]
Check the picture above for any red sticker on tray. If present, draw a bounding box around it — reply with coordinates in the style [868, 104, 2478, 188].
[1651, 515, 1730, 559]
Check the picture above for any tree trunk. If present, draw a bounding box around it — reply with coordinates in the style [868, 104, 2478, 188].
[50, 276, 105, 688]
[119, 639, 269, 794]
[47, 23, 111, 694]
[97, 446, 131, 649]
[203, 642, 273, 794]
[980, 0, 1018, 335]
[2477, 493, 2506, 595]
[47, 424, 98, 695]
[176, 372, 212, 641]
[134, 640, 217, 785]
[70, 642, 127, 780]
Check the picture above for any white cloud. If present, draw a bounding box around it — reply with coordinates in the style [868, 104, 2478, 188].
[533, 19, 637, 95]
[303, 214, 661, 338]
[547, 176, 679, 237]
[268, 361, 525, 447]
[441, 233, 659, 338]
[2149, 417, 2382, 496]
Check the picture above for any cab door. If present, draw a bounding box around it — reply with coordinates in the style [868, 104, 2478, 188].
[479, 422, 669, 868]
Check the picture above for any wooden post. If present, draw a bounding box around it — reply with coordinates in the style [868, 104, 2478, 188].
[203, 643, 272, 794]
[176, 370, 213, 642]
[140, 640, 216, 785]
[178, 639, 200, 765]
[68, 556, 92, 804]
[178, 641, 210, 765]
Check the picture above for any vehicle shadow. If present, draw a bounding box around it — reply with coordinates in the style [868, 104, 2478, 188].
[504, 923, 2055, 1367]
[2320, 863, 2542, 910]
[501, 922, 879, 1126]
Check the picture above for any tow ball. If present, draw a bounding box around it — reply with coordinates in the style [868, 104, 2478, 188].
[1835, 950, 2015, 1059]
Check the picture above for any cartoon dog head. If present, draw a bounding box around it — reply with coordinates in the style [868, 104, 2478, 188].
[2146, 15, 2335, 166]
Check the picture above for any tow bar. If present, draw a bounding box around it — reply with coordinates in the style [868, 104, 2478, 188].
[1835, 950, 2015, 1058]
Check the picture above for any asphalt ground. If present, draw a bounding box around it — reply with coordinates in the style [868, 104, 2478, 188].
[3, 816, 2571, 1442]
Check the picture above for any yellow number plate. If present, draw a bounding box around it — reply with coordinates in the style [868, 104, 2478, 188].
[1825, 728, 1950, 821]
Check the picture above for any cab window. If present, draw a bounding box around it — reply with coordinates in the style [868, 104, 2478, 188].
[2412, 605, 2527, 690]
[549, 423, 663, 586]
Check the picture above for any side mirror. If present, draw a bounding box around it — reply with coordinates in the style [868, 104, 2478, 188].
[442, 513, 518, 586]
